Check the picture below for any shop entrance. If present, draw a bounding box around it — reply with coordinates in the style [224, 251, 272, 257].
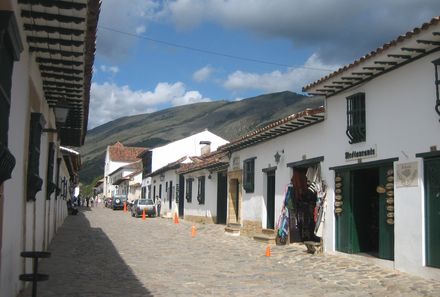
[178, 175, 184, 218]
[266, 170, 275, 229]
[335, 162, 394, 260]
[424, 156, 440, 268]
[216, 171, 227, 224]
[352, 168, 379, 256]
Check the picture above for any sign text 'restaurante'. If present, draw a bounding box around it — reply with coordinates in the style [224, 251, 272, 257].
[345, 148, 376, 160]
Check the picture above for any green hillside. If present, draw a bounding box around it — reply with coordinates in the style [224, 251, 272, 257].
[79, 91, 323, 184]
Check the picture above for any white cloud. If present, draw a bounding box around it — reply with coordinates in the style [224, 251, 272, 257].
[192, 65, 215, 82]
[99, 65, 119, 75]
[136, 25, 146, 34]
[97, 0, 161, 60]
[160, 0, 440, 64]
[89, 81, 210, 128]
[223, 54, 339, 93]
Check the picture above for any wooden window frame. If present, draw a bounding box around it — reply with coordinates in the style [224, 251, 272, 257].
[197, 176, 205, 205]
[185, 178, 193, 203]
[243, 158, 255, 193]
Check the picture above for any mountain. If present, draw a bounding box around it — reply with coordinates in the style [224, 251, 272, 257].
[79, 91, 323, 184]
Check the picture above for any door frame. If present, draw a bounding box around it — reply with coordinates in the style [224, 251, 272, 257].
[265, 170, 276, 229]
[331, 158, 397, 260]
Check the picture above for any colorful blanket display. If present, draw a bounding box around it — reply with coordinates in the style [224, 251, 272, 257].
[277, 164, 327, 243]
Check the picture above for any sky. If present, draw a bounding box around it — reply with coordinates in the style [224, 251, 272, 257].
[89, 0, 440, 129]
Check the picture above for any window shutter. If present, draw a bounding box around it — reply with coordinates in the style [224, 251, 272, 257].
[243, 159, 255, 193]
[197, 176, 205, 204]
[46, 142, 56, 199]
[27, 113, 45, 201]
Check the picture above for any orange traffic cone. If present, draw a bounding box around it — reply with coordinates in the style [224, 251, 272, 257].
[142, 209, 146, 221]
[265, 245, 271, 257]
[191, 225, 196, 237]
[174, 213, 179, 224]
[123, 201, 127, 212]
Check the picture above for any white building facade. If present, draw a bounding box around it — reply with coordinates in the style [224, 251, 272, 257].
[0, 1, 99, 296]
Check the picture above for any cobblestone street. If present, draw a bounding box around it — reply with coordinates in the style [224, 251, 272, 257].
[21, 207, 440, 297]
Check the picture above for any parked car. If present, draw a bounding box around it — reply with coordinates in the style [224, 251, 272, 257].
[112, 195, 127, 210]
[131, 199, 156, 217]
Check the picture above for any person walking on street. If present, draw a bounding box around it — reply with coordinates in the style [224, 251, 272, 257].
[156, 196, 161, 217]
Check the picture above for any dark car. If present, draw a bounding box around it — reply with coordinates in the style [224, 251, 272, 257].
[112, 195, 127, 210]
[131, 199, 156, 217]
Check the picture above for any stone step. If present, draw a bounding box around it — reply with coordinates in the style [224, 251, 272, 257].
[262, 228, 275, 235]
[225, 223, 241, 236]
[253, 233, 276, 244]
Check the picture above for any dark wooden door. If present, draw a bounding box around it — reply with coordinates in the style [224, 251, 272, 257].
[169, 181, 173, 210]
[425, 157, 440, 268]
[266, 171, 276, 229]
[217, 171, 227, 224]
[178, 175, 184, 217]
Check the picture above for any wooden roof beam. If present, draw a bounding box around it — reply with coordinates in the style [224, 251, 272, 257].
[21, 10, 85, 24]
[29, 47, 83, 57]
[401, 47, 426, 53]
[363, 66, 385, 71]
[41, 72, 83, 81]
[27, 36, 84, 47]
[24, 24, 84, 36]
[374, 61, 398, 66]
[416, 39, 440, 46]
[36, 57, 83, 67]
[39, 65, 83, 75]
[18, 0, 87, 10]
[387, 54, 411, 59]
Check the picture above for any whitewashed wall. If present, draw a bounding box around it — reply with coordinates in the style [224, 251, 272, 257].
[0, 4, 70, 296]
[321, 51, 440, 279]
[151, 130, 228, 172]
[229, 122, 326, 230]
[183, 170, 218, 221]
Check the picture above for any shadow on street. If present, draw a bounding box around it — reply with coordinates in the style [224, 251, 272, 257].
[19, 208, 153, 297]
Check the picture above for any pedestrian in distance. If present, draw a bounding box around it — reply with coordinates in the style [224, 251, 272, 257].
[156, 196, 161, 217]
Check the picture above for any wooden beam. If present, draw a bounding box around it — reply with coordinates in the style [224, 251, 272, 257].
[23, 24, 84, 36]
[352, 72, 374, 75]
[416, 39, 440, 46]
[374, 61, 398, 65]
[387, 54, 411, 59]
[36, 57, 83, 67]
[363, 66, 385, 71]
[401, 47, 426, 53]
[27, 36, 83, 47]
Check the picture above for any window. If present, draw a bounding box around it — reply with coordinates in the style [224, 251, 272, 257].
[185, 178, 193, 202]
[141, 186, 146, 199]
[27, 113, 44, 201]
[197, 176, 205, 204]
[46, 142, 56, 200]
[346, 92, 366, 144]
[147, 185, 151, 199]
[243, 158, 255, 193]
[0, 11, 22, 185]
[159, 184, 162, 198]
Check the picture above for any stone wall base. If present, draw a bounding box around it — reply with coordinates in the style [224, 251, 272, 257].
[241, 220, 262, 237]
[184, 215, 216, 224]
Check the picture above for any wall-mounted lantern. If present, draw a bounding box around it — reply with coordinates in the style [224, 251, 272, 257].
[159, 173, 165, 181]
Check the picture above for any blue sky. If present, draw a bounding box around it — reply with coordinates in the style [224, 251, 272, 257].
[89, 0, 440, 129]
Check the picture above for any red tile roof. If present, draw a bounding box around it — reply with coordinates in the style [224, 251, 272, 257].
[108, 142, 146, 162]
[177, 152, 229, 174]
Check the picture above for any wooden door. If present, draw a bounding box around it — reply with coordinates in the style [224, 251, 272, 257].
[266, 171, 276, 229]
[425, 157, 440, 268]
[216, 171, 227, 224]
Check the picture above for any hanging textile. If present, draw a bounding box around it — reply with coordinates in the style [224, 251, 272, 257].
[276, 184, 292, 244]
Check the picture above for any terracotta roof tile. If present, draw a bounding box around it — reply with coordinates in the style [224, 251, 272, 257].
[108, 142, 146, 162]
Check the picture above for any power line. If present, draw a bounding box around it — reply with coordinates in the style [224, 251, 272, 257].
[98, 25, 335, 72]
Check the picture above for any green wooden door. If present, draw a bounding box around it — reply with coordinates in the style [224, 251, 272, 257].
[335, 170, 354, 253]
[425, 157, 440, 268]
[378, 165, 394, 260]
